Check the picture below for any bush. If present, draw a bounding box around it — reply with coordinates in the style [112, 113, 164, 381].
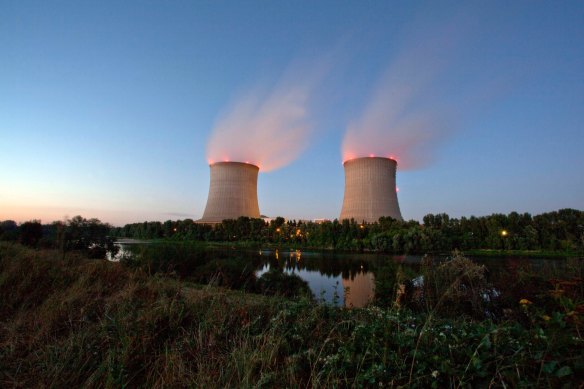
[256, 270, 311, 298]
[419, 251, 492, 318]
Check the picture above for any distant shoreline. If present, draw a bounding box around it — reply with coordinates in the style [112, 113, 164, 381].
[114, 238, 582, 259]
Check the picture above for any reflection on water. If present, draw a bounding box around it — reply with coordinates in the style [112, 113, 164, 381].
[113, 242, 577, 308]
[343, 272, 376, 308]
[256, 263, 375, 308]
[256, 249, 378, 307]
[257, 263, 347, 305]
[106, 244, 130, 262]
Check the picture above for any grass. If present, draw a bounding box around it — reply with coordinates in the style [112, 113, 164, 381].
[464, 248, 581, 258]
[126, 237, 584, 258]
[1, 242, 582, 387]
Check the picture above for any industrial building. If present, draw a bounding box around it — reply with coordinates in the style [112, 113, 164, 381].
[197, 161, 261, 224]
[340, 156, 403, 223]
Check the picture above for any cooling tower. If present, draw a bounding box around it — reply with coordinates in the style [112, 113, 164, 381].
[340, 157, 403, 223]
[198, 161, 260, 223]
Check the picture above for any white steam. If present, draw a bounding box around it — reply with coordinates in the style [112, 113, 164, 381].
[207, 62, 324, 172]
[342, 13, 470, 170]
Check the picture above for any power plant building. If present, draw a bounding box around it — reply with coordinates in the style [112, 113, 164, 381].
[197, 161, 261, 223]
[340, 156, 403, 223]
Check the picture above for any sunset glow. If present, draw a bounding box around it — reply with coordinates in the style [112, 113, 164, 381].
[1, 2, 582, 224]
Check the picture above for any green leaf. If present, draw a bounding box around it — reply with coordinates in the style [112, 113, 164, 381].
[543, 361, 558, 374]
[555, 366, 572, 378]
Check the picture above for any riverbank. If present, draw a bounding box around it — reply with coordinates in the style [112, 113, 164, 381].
[1, 243, 581, 387]
[465, 249, 582, 258]
[119, 238, 582, 259]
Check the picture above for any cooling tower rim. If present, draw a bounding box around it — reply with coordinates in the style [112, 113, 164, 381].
[342, 156, 397, 167]
[209, 161, 260, 170]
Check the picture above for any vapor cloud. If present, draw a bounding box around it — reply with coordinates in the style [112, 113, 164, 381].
[206, 61, 324, 172]
[342, 14, 469, 170]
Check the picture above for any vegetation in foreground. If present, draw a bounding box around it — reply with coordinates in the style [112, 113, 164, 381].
[1, 243, 582, 388]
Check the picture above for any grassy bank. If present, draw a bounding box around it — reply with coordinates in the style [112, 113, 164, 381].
[464, 249, 582, 258]
[1, 243, 582, 387]
[128, 238, 583, 258]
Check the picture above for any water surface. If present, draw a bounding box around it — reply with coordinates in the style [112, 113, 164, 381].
[111, 243, 579, 308]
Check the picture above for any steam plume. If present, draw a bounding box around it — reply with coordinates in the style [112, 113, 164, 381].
[342, 15, 469, 170]
[207, 62, 323, 172]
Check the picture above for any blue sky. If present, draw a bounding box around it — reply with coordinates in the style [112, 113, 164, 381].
[1, 1, 583, 226]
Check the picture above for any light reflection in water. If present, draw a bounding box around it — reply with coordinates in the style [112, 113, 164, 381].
[343, 272, 376, 308]
[111, 243, 571, 309]
[256, 249, 376, 308]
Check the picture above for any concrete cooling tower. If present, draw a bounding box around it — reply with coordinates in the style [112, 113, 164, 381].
[340, 156, 403, 223]
[198, 161, 260, 223]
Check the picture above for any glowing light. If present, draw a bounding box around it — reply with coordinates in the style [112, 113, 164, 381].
[369, 154, 375, 158]
[501, 230, 508, 237]
[396, 187, 400, 192]
[344, 153, 355, 163]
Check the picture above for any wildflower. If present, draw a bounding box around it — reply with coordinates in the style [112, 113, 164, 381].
[519, 299, 532, 305]
[432, 370, 439, 378]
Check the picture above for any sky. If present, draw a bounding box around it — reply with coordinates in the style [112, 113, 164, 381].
[1, 1, 583, 226]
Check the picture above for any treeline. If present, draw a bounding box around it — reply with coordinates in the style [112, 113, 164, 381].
[109, 208, 584, 254]
[0, 216, 115, 258]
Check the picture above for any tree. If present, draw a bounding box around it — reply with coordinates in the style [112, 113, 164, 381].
[58, 216, 114, 259]
[19, 220, 43, 247]
[0, 220, 18, 241]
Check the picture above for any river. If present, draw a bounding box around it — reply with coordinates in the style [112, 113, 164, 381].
[110, 242, 581, 308]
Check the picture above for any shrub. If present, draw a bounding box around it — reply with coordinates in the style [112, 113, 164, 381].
[420, 251, 492, 318]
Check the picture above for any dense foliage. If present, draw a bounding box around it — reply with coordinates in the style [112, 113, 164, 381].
[0, 243, 582, 387]
[0, 216, 115, 258]
[108, 209, 584, 254]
